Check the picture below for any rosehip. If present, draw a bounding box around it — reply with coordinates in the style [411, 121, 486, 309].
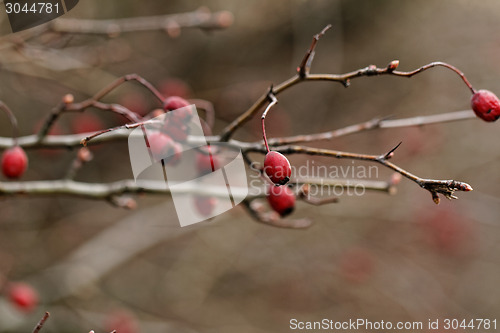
[194, 195, 217, 216]
[8, 282, 38, 312]
[2, 146, 28, 179]
[163, 120, 190, 142]
[147, 132, 181, 164]
[264, 151, 291, 185]
[163, 96, 193, 124]
[163, 96, 189, 110]
[471, 89, 500, 122]
[196, 150, 219, 175]
[267, 185, 295, 217]
[167, 141, 183, 166]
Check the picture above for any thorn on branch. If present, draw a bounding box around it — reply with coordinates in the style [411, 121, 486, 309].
[298, 24, 332, 78]
[381, 141, 402, 160]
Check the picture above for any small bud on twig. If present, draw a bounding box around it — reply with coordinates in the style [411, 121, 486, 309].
[62, 94, 74, 104]
[431, 191, 440, 204]
[387, 60, 399, 72]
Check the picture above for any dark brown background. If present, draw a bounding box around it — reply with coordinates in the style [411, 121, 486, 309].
[0, 1, 499, 332]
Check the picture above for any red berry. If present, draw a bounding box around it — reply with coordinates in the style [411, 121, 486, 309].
[163, 96, 193, 124]
[196, 149, 219, 175]
[167, 142, 183, 166]
[264, 151, 291, 185]
[2, 146, 28, 179]
[8, 282, 39, 312]
[194, 195, 217, 216]
[267, 185, 295, 217]
[147, 132, 181, 164]
[163, 120, 190, 142]
[471, 89, 500, 122]
[163, 96, 190, 111]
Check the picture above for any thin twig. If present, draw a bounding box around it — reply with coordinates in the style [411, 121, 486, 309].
[242, 200, 312, 229]
[0, 176, 394, 203]
[297, 24, 332, 78]
[37, 74, 163, 143]
[0, 179, 249, 201]
[392, 62, 475, 94]
[219, 41, 476, 142]
[266, 110, 475, 146]
[48, 8, 233, 35]
[245, 144, 472, 203]
[32, 312, 50, 333]
[0, 109, 474, 150]
[65, 148, 93, 180]
[261, 90, 278, 152]
[294, 177, 397, 194]
[0, 101, 20, 145]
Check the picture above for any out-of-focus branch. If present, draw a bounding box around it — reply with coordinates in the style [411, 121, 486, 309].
[0, 109, 475, 150]
[48, 7, 234, 36]
[0, 177, 394, 201]
[242, 200, 313, 229]
[37, 73, 164, 144]
[266, 110, 475, 145]
[0, 179, 248, 201]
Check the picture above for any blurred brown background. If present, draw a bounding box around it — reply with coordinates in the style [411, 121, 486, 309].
[0, 0, 499, 332]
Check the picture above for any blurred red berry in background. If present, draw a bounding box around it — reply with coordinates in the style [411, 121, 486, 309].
[7, 282, 39, 312]
[159, 78, 191, 99]
[104, 310, 139, 333]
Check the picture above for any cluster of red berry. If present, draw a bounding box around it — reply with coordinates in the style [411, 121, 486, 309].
[150, 96, 220, 217]
[147, 96, 193, 164]
[264, 151, 295, 217]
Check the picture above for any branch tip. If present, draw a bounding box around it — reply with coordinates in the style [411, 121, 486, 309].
[383, 141, 402, 159]
[33, 312, 50, 333]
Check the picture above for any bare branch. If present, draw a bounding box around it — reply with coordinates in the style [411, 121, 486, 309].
[0, 179, 249, 201]
[48, 8, 234, 35]
[297, 24, 332, 78]
[243, 200, 312, 229]
[218, 58, 477, 141]
[245, 144, 472, 203]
